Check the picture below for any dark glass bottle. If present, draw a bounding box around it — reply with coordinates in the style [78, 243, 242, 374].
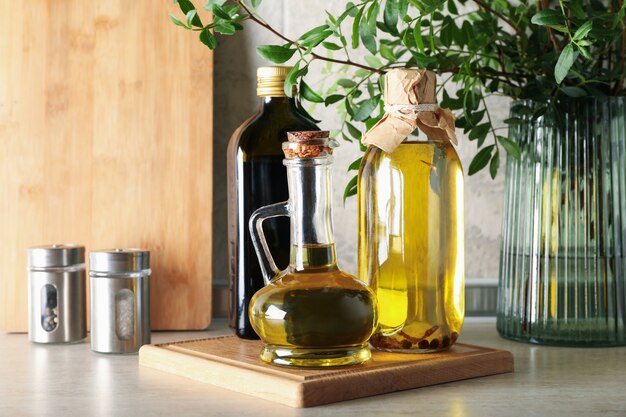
[227, 66, 319, 339]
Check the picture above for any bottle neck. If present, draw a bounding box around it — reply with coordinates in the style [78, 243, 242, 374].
[258, 96, 294, 113]
[285, 159, 337, 272]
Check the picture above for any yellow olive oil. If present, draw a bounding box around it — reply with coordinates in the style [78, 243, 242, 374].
[250, 244, 377, 366]
[358, 141, 464, 352]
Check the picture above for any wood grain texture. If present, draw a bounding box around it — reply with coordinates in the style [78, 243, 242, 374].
[139, 336, 514, 408]
[0, 1, 213, 331]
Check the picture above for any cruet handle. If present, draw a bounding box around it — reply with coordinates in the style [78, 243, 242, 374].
[249, 201, 290, 285]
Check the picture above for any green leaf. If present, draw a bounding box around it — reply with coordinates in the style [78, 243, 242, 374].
[169, 13, 190, 29]
[561, 86, 587, 97]
[251, 0, 262, 8]
[364, 55, 383, 68]
[468, 123, 490, 142]
[299, 24, 329, 40]
[352, 7, 364, 48]
[447, 0, 458, 14]
[325, 94, 344, 106]
[337, 2, 357, 25]
[345, 99, 354, 117]
[531, 10, 564, 26]
[186, 10, 198, 27]
[177, 0, 203, 27]
[346, 122, 362, 140]
[413, 19, 425, 53]
[300, 80, 324, 103]
[384, 0, 399, 34]
[285, 62, 307, 97]
[295, 97, 320, 123]
[353, 97, 380, 121]
[284, 62, 301, 97]
[337, 78, 357, 88]
[300, 29, 333, 48]
[569, 3, 586, 20]
[326, 11, 337, 26]
[489, 149, 499, 179]
[214, 22, 236, 35]
[343, 175, 358, 204]
[573, 21, 593, 41]
[503, 117, 522, 125]
[199, 29, 217, 49]
[379, 43, 396, 61]
[497, 136, 521, 160]
[322, 41, 342, 51]
[256, 45, 296, 64]
[468, 145, 494, 176]
[212, 5, 231, 20]
[203, 0, 227, 10]
[411, 52, 437, 67]
[555, 43, 577, 84]
[577, 44, 591, 60]
[398, 0, 408, 17]
[348, 157, 363, 171]
[359, 3, 378, 54]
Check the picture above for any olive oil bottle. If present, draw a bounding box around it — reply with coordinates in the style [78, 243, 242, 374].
[227, 67, 318, 339]
[249, 131, 377, 367]
[358, 69, 464, 352]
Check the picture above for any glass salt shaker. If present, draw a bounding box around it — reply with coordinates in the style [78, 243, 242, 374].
[89, 248, 151, 354]
[28, 244, 87, 343]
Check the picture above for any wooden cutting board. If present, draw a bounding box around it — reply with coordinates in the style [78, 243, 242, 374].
[0, 1, 213, 331]
[139, 336, 514, 408]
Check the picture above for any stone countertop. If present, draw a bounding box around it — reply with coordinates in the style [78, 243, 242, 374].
[1, 318, 624, 417]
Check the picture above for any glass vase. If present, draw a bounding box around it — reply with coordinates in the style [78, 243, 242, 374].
[497, 98, 626, 346]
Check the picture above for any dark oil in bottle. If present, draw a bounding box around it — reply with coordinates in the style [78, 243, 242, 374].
[227, 96, 318, 339]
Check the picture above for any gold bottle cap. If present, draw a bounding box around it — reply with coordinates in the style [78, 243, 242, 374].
[257, 66, 291, 97]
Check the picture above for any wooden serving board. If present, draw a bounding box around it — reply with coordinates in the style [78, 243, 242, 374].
[139, 336, 514, 408]
[0, 2, 213, 331]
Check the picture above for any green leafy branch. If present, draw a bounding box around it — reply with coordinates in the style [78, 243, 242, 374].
[171, 0, 626, 190]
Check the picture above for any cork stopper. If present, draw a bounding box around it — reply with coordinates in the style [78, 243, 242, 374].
[283, 131, 337, 159]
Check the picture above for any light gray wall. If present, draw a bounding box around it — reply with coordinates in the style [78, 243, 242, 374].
[212, 1, 506, 293]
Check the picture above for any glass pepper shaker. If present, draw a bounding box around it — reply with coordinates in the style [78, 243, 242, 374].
[248, 131, 378, 367]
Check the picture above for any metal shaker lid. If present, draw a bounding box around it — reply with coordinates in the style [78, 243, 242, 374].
[28, 244, 85, 268]
[89, 248, 150, 273]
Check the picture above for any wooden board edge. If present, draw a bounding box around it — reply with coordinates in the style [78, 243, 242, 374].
[299, 349, 514, 407]
[138, 344, 304, 408]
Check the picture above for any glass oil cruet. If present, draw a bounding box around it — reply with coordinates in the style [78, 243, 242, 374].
[248, 131, 378, 367]
[358, 68, 464, 352]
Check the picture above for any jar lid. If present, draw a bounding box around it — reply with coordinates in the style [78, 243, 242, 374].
[28, 244, 85, 268]
[89, 248, 150, 273]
